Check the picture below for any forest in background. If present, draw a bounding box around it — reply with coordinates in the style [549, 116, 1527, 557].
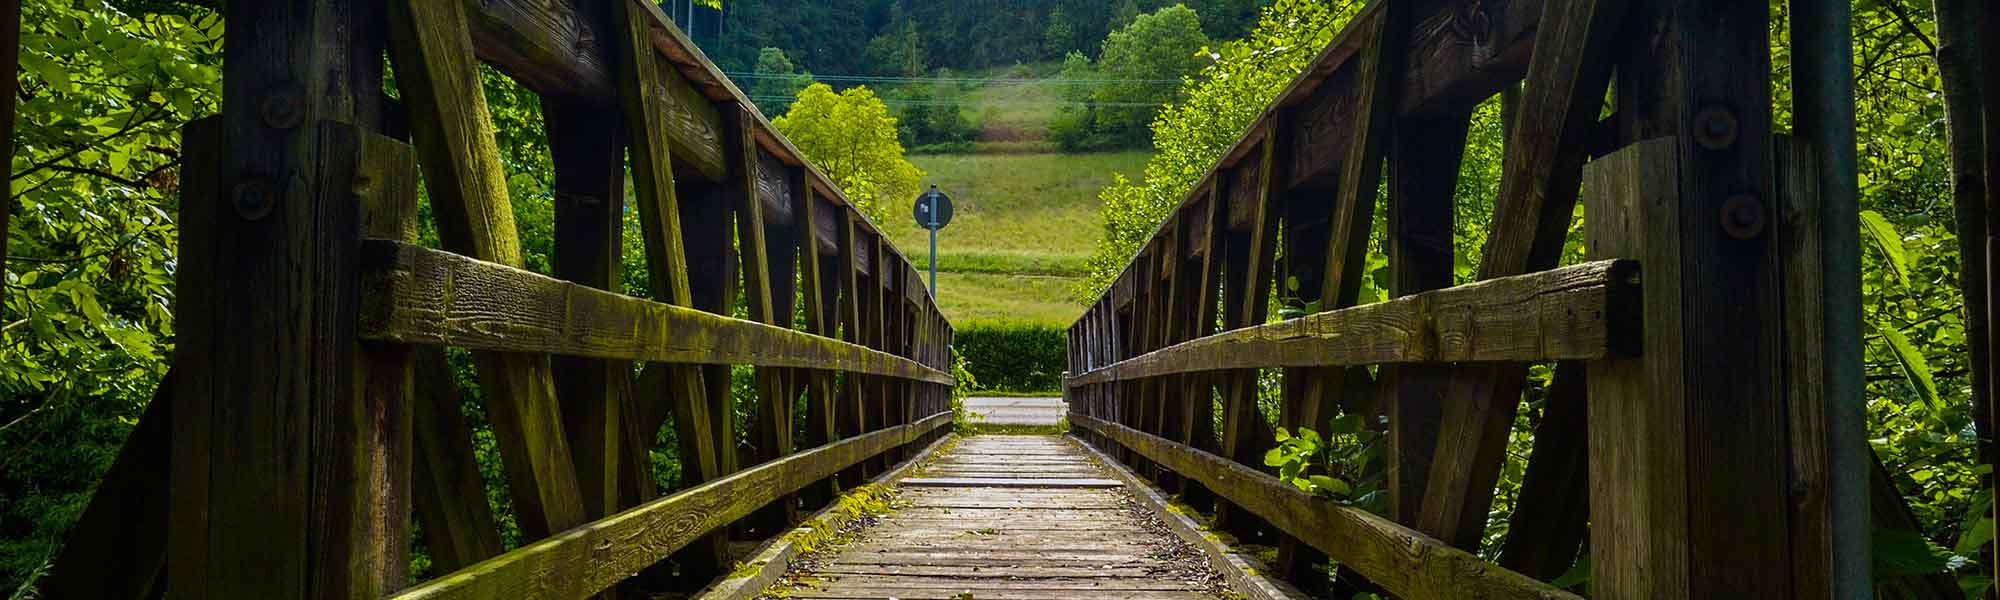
[1, 0, 1996, 597]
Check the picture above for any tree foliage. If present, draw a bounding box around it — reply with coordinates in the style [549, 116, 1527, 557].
[1050, 5, 1213, 151]
[773, 83, 924, 227]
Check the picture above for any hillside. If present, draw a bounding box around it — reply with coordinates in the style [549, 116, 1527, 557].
[839, 61, 1149, 328]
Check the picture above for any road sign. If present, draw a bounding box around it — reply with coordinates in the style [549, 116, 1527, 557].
[914, 186, 953, 230]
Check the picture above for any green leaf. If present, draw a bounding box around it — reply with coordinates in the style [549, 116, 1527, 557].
[1878, 326, 1944, 420]
[1263, 447, 1287, 467]
[1308, 475, 1349, 497]
[1328, 414, 1363, 435]
[1552, 556, 1591, 588]
[1860, 210, 1910, 287]
[1956, 517, 1993, 556]
[1873, 527, 1954, 579]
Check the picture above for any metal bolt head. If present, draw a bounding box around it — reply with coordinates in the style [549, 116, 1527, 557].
[233, 179, 276, 221]
[1694, 105, 1739, 150]
[1720, 194, 1766, 240]
[261, 83, 307, 130]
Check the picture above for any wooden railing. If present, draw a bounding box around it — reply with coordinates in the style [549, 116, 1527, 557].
[41, 1, 952, 598]
[1066, 0, 1872, 599]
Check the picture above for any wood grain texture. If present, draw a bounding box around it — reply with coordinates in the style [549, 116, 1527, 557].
[1065, 260, 1638, 386]
[411, 349, 506, 573]
[466, 0, 611, 102]
[1583, 138, 1689, 599]
[1421, 0, 1627, 549]
[389, 0, 588, 542]
[360, 241, 952, 384]
[389, 413, 952, 600]
[1070, 415, 1581, 600]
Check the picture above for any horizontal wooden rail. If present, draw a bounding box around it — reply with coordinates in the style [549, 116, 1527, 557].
[392, 411, 952, 600]
[1068, 414, 1580, 600]
[1068, 260, 1638, 386]
[358, 240, 954, 385]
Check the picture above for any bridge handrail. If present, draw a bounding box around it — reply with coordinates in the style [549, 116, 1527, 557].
[1064, 0, 1871, 597]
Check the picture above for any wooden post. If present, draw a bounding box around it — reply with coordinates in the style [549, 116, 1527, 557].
[837, 210, 868, 484]
[168, 0, 419, 590]
[723, 104, 797, 532]
[389, 0, 587, 542]
[546, 97, 630, 527]
[1213, 133, 1281, 538]
[611, 0, 729, 578]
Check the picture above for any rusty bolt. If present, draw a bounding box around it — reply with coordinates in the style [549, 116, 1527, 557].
[261, 83, 307, 130]
[233, 178, 276, 221]
[1720, 194, 1766, 240]
[1694, 106, 1738, 150]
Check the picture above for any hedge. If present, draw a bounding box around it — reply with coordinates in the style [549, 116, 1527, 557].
[954, 322, 1067, 394]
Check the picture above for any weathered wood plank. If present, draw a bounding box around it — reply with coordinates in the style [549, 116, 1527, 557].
[44, 374, 174, 599]
[466, 0, 611, 102]
[1582, 138, 1689, 598]
[411, 349, 506, 573]
[358, 241, 953, 384]
[1419, 0, 1628, 549]
[390, 414, 952, 600]
[545, 91, 631, 529]
[1495, 361, 1589, 581]
[388, 0, 587, 541]
[1066, 260, 1639, 386]
[1070, 415, 1581, 600]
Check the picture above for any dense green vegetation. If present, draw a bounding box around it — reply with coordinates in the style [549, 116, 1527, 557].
[952, 323, 1069, 394]
[2, 0, 1997, 595]
[1075, 0, 1996, 592]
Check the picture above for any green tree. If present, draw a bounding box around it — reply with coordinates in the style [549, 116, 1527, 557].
[1055, 4, 1211, 150]
[1080, 0, 1355, 296]
[2, 0, 223, 589]
[747, 47, 814, 117]
[773, 83, 924, 226]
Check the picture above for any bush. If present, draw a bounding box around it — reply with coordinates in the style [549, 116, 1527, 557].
[954, 322, 1068, 394]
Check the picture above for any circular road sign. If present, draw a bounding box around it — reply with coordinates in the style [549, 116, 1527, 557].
[913, 186, 954, 231]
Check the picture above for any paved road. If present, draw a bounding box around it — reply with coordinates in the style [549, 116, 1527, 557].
[962, 396, 1065, 425]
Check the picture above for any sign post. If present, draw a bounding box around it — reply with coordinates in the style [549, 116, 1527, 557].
[913, 185, 954, 299]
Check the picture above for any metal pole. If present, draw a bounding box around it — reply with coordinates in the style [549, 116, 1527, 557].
[928, 193, 939, 299]
[1792, 0, 1867, 595]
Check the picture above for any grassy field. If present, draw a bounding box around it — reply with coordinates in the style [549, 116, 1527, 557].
[891, 151, 1148, 327]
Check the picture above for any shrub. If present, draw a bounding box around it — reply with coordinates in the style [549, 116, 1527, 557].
[954, 322, 1068, 393]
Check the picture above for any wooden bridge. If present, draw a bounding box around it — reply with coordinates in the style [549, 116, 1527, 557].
[29, 0, 1923, 598]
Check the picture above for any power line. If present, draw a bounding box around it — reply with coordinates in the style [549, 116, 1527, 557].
[744, 95, 1171, 108]
[725, 72, 1186, 86]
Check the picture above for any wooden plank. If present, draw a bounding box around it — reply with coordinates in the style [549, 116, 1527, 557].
[1381, 114, 1467, 529]
[545, 90, 631, 528]
[610, 0, 728, 576]
[901, 478, 1124, 489]
[389, 414, 952, 600]
[466, 0, 610, 102]
[1582, 138, 1689, 598]
[1777, 137, 1836, 595]
[45, 374, 174, 599]
[411, 349, 506, 573]
[166, 117, 219, 600]
[1420, 0, 1629, 549]
[1213, 133, 1284, 535]
[1070, 414, 1581, 600]
[389, 0, 586, 543]
[359, 240, 964, 386]
[1065, 260, 1640, 386]
[797, 168, 840, 504]
[1495, 361, 1589, 581]
[726, 102, 799, 530]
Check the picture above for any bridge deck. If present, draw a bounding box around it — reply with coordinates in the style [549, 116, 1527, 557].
[765, 435, 1237, 600]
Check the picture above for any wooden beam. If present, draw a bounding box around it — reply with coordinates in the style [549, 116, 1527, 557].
[1066, 260, 1640, 386]
[1495, 361, 1589, 581]
[1416, 0, 1628, 548]
[410, 349, 506, 573]
[1069, 414, 1582, 600]
[389, 414, 952, 600]
[389, 0, 587, 541]
[545, 90, 631, 529]
[44, 374, 174, 599]
[727, 102, 799, 530]
[359, 241, 953, 384]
